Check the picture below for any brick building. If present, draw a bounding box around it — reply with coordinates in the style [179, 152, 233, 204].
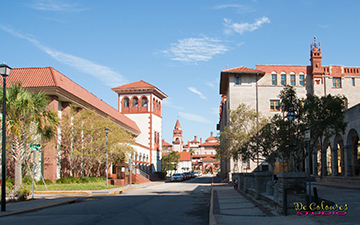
[7, 67, 166, 181]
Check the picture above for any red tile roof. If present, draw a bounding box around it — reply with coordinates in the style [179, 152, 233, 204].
[162, 139, 172, 146]
[220, 66, 265, 95]
[206, 136, 218, 141]
[221, 66, 265, 74]
[112, 80, 168, 99]
[178, 152, 191, 161]
[8, 67, 140, 135]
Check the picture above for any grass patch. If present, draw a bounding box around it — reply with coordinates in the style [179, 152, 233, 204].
[26, 177, 118, 191]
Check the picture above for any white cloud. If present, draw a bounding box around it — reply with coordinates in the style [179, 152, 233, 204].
[205, 78, 219, 90]
[161, 36, 228, 63]
[224, 17, 270, 35]
[162, 98, 184, 110]
[188, 87, 206, 99]
[27, 0, 89, 12]
[213, 4, 255, 13]
[1, 26, 127, 87]
[179, 112, 211, 124]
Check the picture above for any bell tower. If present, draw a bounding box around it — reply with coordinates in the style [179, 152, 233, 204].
[172, 119, 183, 152]
[310, 36, 323, 78]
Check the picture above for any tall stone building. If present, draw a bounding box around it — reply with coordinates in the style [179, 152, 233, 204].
[218, 37, 360, 181]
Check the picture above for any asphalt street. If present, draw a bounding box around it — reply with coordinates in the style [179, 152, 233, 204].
[0, 176, 213, 225]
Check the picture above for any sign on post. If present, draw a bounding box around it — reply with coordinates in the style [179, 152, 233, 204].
[129, 158, 133, 170]
[30, 144, 41, 151]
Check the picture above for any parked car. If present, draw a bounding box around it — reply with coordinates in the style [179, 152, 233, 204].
[171, 173, 184, 182]
[183, 172, 191, 179]
[190, 171, 195, 178]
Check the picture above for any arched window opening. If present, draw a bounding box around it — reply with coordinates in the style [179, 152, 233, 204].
[141, 97, 148, 107]
[123, 97, 129, 107]
[132, 97, 138, 107]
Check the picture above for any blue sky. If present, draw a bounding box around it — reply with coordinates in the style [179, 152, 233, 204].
[1, 0, 360, 143]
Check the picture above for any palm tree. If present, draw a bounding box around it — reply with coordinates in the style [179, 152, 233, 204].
[0, 82, 58, 191]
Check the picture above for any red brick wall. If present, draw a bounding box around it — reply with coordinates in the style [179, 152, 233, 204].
[43, 95, 59, 181]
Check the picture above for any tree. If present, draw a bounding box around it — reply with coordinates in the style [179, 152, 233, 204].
[161, 151, 180, 172]
[60, 106, 134, 177]
[304, 93, 347, 175]
[271, 85, 347, 172]
[218, 104, 264, 165]
[0, 82, 58, 190]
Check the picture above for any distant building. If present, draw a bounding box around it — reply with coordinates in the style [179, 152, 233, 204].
[218, 37, 360, 181]
[163, 119, 220, 174]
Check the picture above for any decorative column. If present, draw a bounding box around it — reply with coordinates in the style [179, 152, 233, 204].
[344, 144, 352, 177]
[331, 147, 339, 176]
[312, 146, 318, 176]
[321, 146, 327, 176]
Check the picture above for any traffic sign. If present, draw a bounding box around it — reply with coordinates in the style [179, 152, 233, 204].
[30, 144, 41, 151]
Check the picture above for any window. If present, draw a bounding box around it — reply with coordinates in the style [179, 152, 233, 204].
[281, 73, 286, 85]
[352, 78, 355, 86]
[132, 97, 138, 106]
[235, 77, 241, 85]
[299, 74, 305, 86]
[141, 97, 148, 107]
[290, 73, 295, 86]
[271, 73, 277, 85]
[270, 100, 280, 111]
[333, 78, 341, 88]
[123, 97, 129, 107]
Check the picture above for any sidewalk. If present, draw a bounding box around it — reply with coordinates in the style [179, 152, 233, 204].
[0, 180, 165, 217]
[210, 177, 360, 225]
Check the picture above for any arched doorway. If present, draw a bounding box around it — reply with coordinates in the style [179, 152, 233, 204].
[346, 129, 360, 176]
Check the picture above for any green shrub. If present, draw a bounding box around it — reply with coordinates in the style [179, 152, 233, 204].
[17, 187, 30, 201]
[22, 176, 33, 185]
[36, 179, 53, 185]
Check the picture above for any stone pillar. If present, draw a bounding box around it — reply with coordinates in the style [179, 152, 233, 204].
[277, 172, 307, 215]
[254, 171, 272, 196]
[331, 147, 339, 176]
[344, 145, 352, 176]
[321, 146, 327, 176]
[243, 173, 254, 192]
[312, 146, 318, 176]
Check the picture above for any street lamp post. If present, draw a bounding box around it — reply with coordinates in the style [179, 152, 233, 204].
[0, 63, 11, 212]
[105, 127, 109, 188]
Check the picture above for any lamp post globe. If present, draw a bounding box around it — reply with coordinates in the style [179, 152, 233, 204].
[0, 63, 11, 212]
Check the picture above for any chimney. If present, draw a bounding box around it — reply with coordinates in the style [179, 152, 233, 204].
[210, 132, 213, 137]
[194, 136, 197, 141]
[200, 138, 202, 144]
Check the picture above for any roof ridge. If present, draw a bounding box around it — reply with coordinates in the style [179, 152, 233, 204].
[48, 67, 58, 86]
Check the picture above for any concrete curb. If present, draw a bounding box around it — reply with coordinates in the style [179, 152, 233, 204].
[0, 198, 77, 217]
[209, 177, 217, 225]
